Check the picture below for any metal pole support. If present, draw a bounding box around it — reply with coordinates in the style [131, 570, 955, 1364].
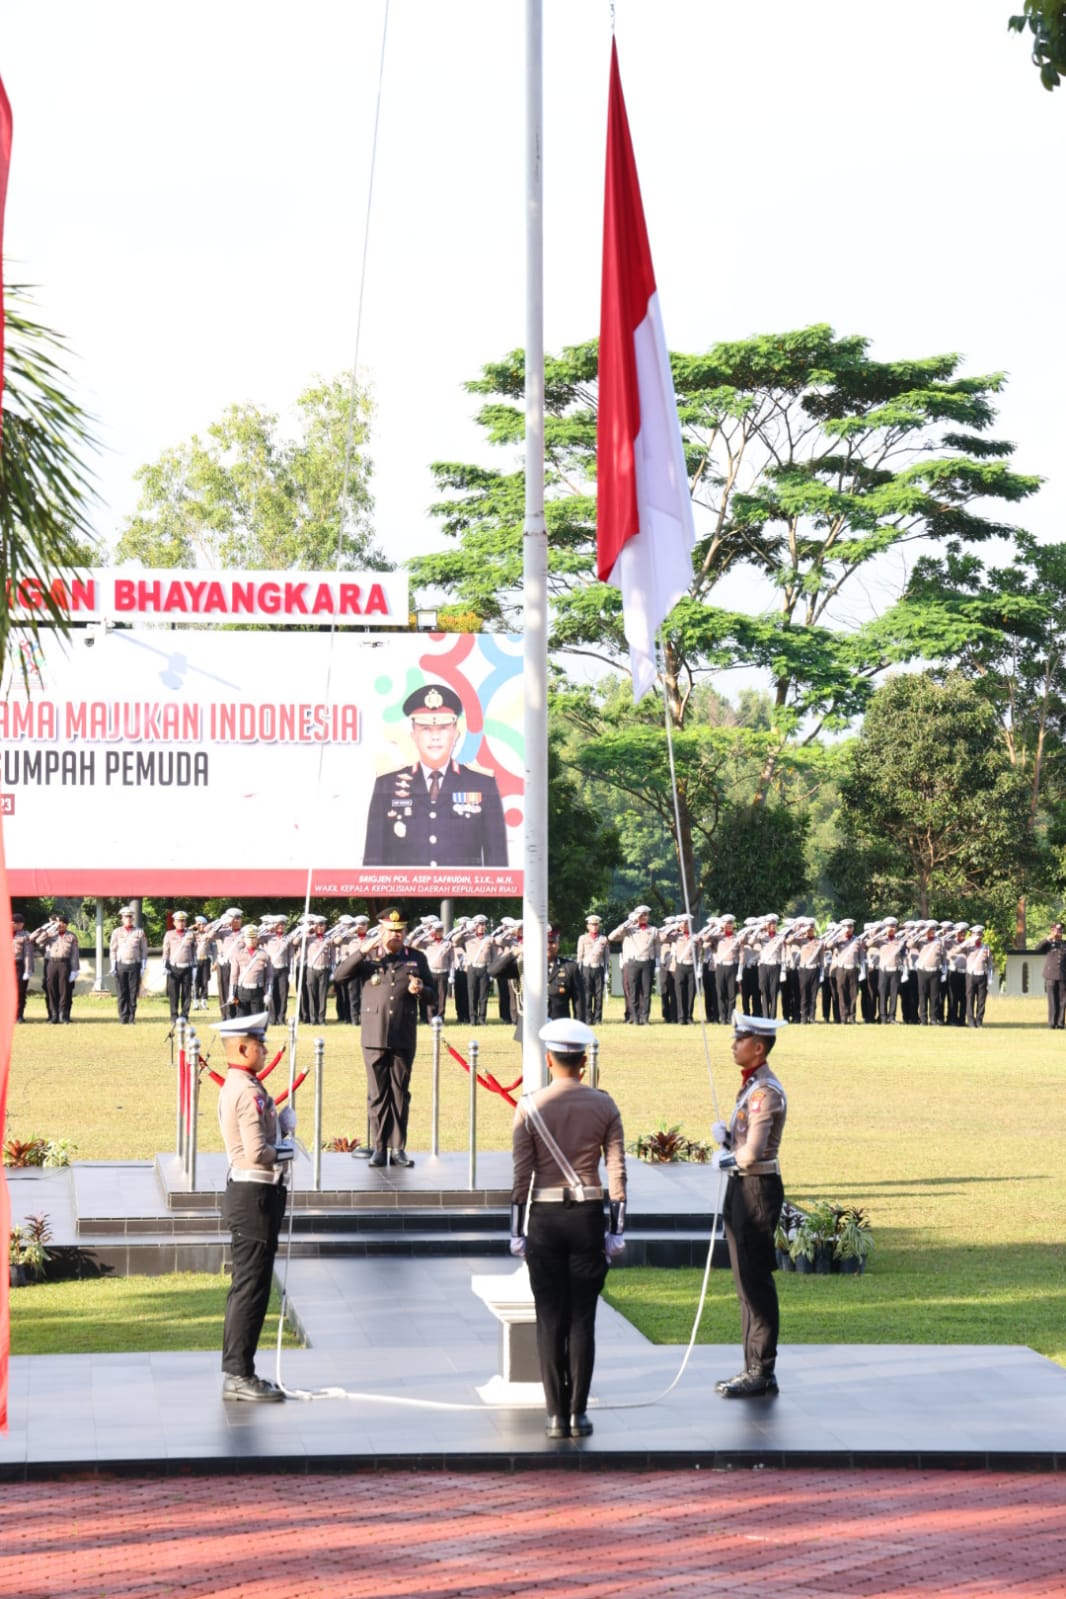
[187, 1030, 200, 1191]
[589, 1038, 599, 1091]
[175, 1015, 187, 1160]
[430, 1016, 443, 1158]
[312, 1036, 324, 1192]
[468, 1036, 478, 1191]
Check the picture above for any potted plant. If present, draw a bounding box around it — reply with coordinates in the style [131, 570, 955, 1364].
[9, 1212, 53, 1286]
[809, 1201, 842, 1274]
[774, 1201, 805, 1270]
[833, 1206, 874, 1274]
[789, 1216, 818, 1273]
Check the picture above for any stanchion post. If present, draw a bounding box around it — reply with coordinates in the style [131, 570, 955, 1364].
[312, 1036, 324, 1192]
[468, 1036, 478, 1191]
[430, 1015, 443, 1158]
[187, 1030, 200, 1191]
[589, 1038, 599, 1091]
[175, 1015, 187, 1160]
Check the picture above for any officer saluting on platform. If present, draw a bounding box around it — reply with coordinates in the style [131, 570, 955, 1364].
[217, 1011, 296, 1404]
[510, 1017, 627, 1441]
[712, 1011, 788, 1398]
[362, 682, 508, 868]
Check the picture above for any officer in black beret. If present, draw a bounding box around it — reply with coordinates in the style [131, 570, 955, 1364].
[362, 683, 508, 868]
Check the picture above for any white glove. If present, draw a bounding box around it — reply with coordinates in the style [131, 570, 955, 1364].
[711, 1120, 730, 1145]
[508, 1236, 527, 1258]
[604, 1233, 626, 1262]
[278, 1106, 297, 1136]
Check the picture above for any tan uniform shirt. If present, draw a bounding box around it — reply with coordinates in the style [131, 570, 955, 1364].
[162, 929, 196, 969]
[512, 1078, 626, 1204]
[729, 1065, 787, 1171]
[219, 1066, 280, 1177]
[111, 927, 148, 965]
[464, 933, 497, 968]
[576, 932, 609, 969]
[423, 935, 454, 976]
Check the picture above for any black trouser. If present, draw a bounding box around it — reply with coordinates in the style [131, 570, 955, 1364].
[431, 973, 449, 1020]
[722, 1171, 784, 1376]
[236, 984, 264, 1018]
[878, 968, 900, 1022]
[782, 968, 800, 1023]
[195, 959, 212, 1004]
[629, 959, 655, 1024]
[580, 965, 605, 1024]
[716, 964, 737, 1022]
[362, 1046, 413, 1151]
[453, 970, 470, 1025]
[798, 967, 820, 1022]
[468, 966, 490, 1026]
[900, 969, 918, 1024]
[833, 966, 858, 1023]
[673, 965, 696, 1024]
[115, 962, 141, 1024]
[947, 969, 967, 1026]
[917, 968, 940, 1024]
[966, 974, 988, 1027]
[221, 1179, 286, 1377]
[268, 969, 289, 1026]
[758, 965, 780, 1020]
[167, 966, 192, 1021]
[1047, 979, 1066, 1029]
[16, 970, 28, 1021]
[348, 973, 364, 1026]
[740, 965, 761, 1016]
[526, 1201, 608, 1418]
[303, 967, 329, 1025]
[45, 959, 73, 1023]
[217, 963, 233, 1018]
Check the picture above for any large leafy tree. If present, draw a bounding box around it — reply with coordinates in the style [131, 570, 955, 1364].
[1, 288, 99, 673]
[115, 375, 385, 571]
[1009, 4, 1066, 89]
[413, 327, 1039, 891]
[833, 672, 1034, 928]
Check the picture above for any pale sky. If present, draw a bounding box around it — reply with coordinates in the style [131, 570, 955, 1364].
[4, 1, 1063, 641]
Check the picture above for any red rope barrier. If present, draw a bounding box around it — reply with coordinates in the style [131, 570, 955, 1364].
[444, 1041, 522, 1108]
[274, 1069, 308, 1106]
[256, 1046, 286, 1083]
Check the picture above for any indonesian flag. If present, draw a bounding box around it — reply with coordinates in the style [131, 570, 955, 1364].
[0, 73, 10, 1433]
[597, 41, 695, 702]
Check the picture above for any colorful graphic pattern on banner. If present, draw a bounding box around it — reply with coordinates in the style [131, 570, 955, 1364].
[0, 631, 524, 898]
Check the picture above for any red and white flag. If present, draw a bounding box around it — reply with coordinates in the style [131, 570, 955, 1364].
[597, 40, 695, 702]
[0, 71, 12, 1432]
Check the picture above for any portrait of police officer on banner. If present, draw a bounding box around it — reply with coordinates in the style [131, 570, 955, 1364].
[362, 682, 508, 868]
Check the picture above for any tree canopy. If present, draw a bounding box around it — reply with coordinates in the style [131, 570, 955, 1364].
[1009, 4, 1066, 89]
[114, 375, 385, 572]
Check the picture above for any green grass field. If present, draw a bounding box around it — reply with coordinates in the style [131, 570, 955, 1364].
[6, 990, 1066, 1362]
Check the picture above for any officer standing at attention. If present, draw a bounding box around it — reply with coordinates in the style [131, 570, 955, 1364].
[332, 908, 433, 1168]
[510, 1017, 626, 1441]
[362, 682, 508, 868]
[162, 911, 197, 1022]
[1034, 922, 1066, 1029]
[712, 1011, 788, 1398]
[217, 1011, 296, 1403]
[110, 906, 148, 1024]
[607, 906, 659, 1026]
[12, 912, 33, 1023]
[575, 914, 609, 1024]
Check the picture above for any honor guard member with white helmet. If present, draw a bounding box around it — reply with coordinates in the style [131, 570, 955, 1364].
[362, 682, 508, 868]
[332, 908, 433, 1168]
[510, 1018, 627, 1440]
[575, 914, 609, 1024]
[712, 1011, 788, 1398]
[110, 906, 148, 1024]
[217, 1011, 296, 1403]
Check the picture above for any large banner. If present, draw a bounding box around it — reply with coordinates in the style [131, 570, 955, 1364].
[0, 630, 524, 898]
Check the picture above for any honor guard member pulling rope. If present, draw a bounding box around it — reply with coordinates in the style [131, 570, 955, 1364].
[510, 1018, 627, 1441]
[217, 1011, 296, 1403]
[110, 907, 148, 1024]
[712, 1011, 788, 1398]
[362, 682, 508, 868]
[332, 908, 433, 1168]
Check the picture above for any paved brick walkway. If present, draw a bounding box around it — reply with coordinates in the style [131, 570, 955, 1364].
[1, 1469, 1065, 1597]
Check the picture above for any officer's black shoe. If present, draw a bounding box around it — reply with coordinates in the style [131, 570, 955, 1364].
[368, 1149, 388, 1168]
[390, 1148, 415, 1168]
[545, 1415, 569, 1439]
[569, 1412, 593, 1436]
[717, 1368, 779, 1398]
[222, 1374, 285, 1404]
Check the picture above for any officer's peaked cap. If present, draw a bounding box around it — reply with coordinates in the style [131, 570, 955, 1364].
[404, 682, 463, 722]
[217, 1011, 269, 1042]
[539, 1017, 597, 1053]
[732, 1010, 789, 1037]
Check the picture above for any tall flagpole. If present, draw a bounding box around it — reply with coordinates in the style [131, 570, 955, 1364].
[522, 0, 547, 1094]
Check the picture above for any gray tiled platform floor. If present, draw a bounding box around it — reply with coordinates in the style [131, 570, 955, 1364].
[4, 1255, 1066, 1477]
